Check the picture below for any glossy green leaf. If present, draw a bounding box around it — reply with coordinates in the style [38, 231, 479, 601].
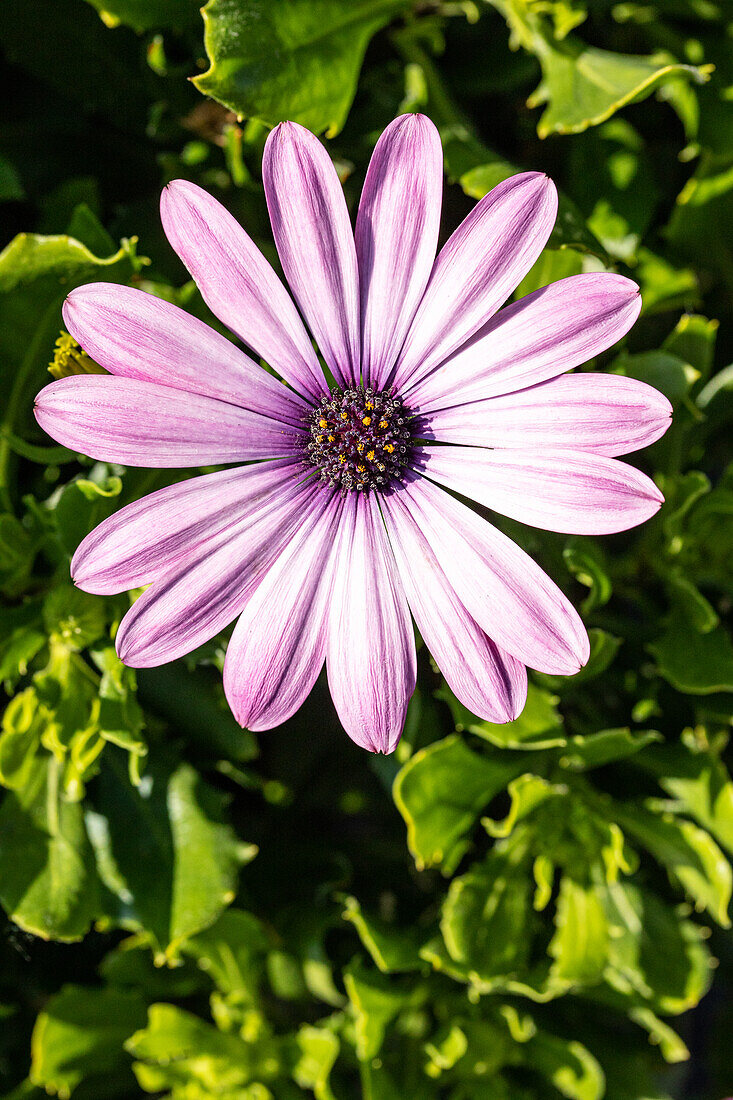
[0, 228, 134, 295]
[194, 0, 408, 136]
[293, 1025, 339, 1100]
[393, 735, 525, 871]
[649, 608, 733, 694]
[343, 964, 414, 1061]
[341, 894, 424, 973]
[435, 682, 565, 750]
[0, 757, 100, 940]
[30, 985, 146, 1096]
[87, 751, 256, 960]
[548, 877, 609, 984]
[182, 908, 270, 1003]
[613, 803, 732, 926]
[639, 740, 733, 856]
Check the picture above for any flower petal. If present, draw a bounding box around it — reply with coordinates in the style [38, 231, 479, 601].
[327, 494, 416, 754]
[355, 113, 443, 389]
[389, 475, 589, 675]
[381, 492, 527, 723]
[72, 459, 305, 595]
[34, 376, 302, 467]
[263, 122, 360, 389]
[391, 172, 557, 393]
[160, 179, 327, 400]
[420, 372, 672, 456]
[417, 445, 664, 535]
[116, 476, 321, 668]
[63, 283, 307, 427]
[408, 273, 641, 412]
[224, 489, 343, 732]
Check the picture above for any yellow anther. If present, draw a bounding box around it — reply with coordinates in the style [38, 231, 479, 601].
[366, 450, 375, 461]
[379, 419, 389, 429]
[362, 416, 372, 426]
[340, 411, 348, 420]
[316, 435, 324, 443]
[338, 454, 346, 463]
[365, 401, 374, 410]
[356, 442, 365, 454]
[357, 464, 366, 473]
[384, 443, 394, 454]
[318, 418, 328, 429]
[328, 435, 335, 442]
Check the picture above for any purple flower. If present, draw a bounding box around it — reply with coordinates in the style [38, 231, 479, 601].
[34, 114, 671, 754]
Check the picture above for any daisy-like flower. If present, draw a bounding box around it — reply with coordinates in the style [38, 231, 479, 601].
[34, 114, 671, 754]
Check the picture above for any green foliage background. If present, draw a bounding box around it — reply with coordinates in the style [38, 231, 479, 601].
[1, 1, 732, 1097]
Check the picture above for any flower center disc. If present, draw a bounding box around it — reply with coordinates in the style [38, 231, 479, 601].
[306, 387, 413, 493]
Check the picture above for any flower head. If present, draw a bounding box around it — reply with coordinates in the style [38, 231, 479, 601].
[34, 114, 671, 754]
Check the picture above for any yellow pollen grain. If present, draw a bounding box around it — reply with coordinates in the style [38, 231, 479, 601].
[356, 442, 365, 454]
[357, 464, 366, 473]
[384, 443, 394, 453]
[340, 411, 348, 420]
[366, 450, 375, 461]
[365, 401, 374, 410]
[362, 416, 372, 426]
[316, 434, 324, 443]
[379, 419, 389, 429]
[319, 418, 328, 429]
[328, 435, 335, 443]
[338, 454, 346, 463]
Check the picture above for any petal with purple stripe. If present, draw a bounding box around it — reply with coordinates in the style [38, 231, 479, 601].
[420, 373, 672, 456]
[160, 179, 327, 400]
[224, 489, 343, 732]
[356, 113, 443, 389]
[408, 273, 641, 412]
[263, 123, 360, 389]
[416, 445, 664, 535]
[34, 376, 303, 467]
[391, 173, 557, 392]
[116, 477, 321, 668]
[381, 492, 527, 723]
[64, 283, 308, 427]
[72, 459, 305, 595]
[390, 475, 589, 675]
[327, 493, 416, 754]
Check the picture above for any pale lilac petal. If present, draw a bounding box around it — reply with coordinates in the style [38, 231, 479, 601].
[381, 492, 527, 723]
[63, 283, 307, 427]
[408, 273, 641, 412]
[72, 459, 305, 595]
[327, 494, 416, 754]
[389, 475, 589, 675]
[34, 377, 302, 467]
[420, 373, 672, 456]
[224, 490, 343, 732]
[416, 446, 664, 535]
[160, 179, 327, 400]
[355, 113, 443, 389]
[391, 173, 558, 393]
[116, 477, 322, 668]
[263, 123, 359, 389]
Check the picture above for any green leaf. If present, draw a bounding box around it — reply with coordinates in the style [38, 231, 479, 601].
[127, 1004, 280, 1093]
[639, 740, 733, 856]
[601, 882, 712, 1014]
[557, 729, 662, 772]
[440, 850, 534, 984]
[563, 542, 612, 615]
[0, 687, 44, 789]
[293, 1025, 339, 1100]
[392, 735, 524, 871]
[87, 751, 256, 960]
[649, 608, 733, 694]
[613, 803, 732, 926]
[0, 228, 135, 294]
[341, 894, 424, 973]
[0, 757, 100, 940]
[182, 908, 270, 1003]
[663, 313, 719, 385]
[612, 349, 698, 405]
[194, 0, 408, 137]
[519, 1029, 605, 1100]
[548, 877, 609, 985]
[30, 985, 147, 1097]
[435, 682, 565, 750]
[628, 1007, 689, 1065]
[343, 964, 414, 1061]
